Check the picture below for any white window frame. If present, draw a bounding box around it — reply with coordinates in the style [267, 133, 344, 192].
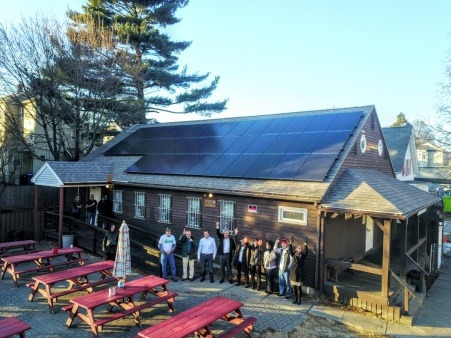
[278, 206, 307, 225]
[186, 197, 201, 229]
[158, 194, 172, 224]
[113, 190, 123, 213]
[218, 200, 235, 233]
[134, 191, 146, 219]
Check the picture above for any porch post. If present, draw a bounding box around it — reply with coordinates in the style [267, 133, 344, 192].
[58, 187, 64, 248]
[33, 185, 40, 241]
[381, 218, 391, 297]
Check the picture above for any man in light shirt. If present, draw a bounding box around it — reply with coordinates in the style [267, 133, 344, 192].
[197, 229, 217, 283]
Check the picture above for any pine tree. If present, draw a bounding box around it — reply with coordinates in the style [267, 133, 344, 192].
[69, 0, 227, 126]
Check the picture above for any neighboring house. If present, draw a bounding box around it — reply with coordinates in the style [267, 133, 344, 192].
[381, 125, 418, 181]
[0, 95, 50, 183]
[32, 105, 442, 321]
[415, 141, 451, 189]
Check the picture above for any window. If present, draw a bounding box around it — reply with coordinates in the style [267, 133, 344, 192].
[278, 206, 307, 225]
[113, 190, 123, 213]
[219, 200, 235, 233]
[186, 197, 201, 229]
[158, 194, 172, 223]
[134, 192, 146, 219]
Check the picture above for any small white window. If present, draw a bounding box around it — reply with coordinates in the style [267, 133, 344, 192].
[158, 194, 172, 223]
[134, 192, 146, 219]
[113, 190, 123, 213]
[219, 200, 235, 233]
[278, 206, 307, 225]
[186, 197, 201, 229]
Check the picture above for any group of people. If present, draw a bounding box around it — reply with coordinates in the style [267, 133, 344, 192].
[158, 223, 309, 305]
[71, 194, 111, 227]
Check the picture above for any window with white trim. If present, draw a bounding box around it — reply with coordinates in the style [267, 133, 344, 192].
[158, 194, 172, 223]
[186, 197, 201, 229]
[113, 190, 123, 213]
[218, 200, 235, 233]
[278, 206, 307, 225]
[134, 192, 146, 219]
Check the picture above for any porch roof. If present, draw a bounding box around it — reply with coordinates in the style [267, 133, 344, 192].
[320, 168, 441, 219]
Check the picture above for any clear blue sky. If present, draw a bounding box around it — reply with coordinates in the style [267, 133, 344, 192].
[2, 0, 451, 127]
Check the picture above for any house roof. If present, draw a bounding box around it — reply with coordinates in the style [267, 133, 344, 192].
[381, 125, 413, 173]
[320, 168, 441, 219]
[31, 105, 441, 216]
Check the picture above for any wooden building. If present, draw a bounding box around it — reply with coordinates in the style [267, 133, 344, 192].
[31, 105, 442, 322]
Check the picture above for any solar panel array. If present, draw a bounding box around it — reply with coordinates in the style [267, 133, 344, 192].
[105, 111, 362, 181]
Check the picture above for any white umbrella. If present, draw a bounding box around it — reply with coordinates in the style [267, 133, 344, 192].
[113, 221, 131, 279]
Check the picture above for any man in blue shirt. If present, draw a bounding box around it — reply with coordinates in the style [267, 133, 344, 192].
[197, 229, 217, 283]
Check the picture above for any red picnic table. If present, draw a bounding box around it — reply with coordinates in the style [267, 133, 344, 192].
[1, 247, 85, 286]
[136, 295, 256, 338]
[66, 274, 178, 338]
[0, 240, 38, 258]
[28, 260, 116, 313]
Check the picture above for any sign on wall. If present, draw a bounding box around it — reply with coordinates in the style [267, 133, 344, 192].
[248, 205, 257, 213]
[204, 199, 217, 208]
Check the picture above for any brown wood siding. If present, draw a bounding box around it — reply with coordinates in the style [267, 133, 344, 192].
[325, 214, 366, 259]
[339, 111, 394, 178]
[111, 185, 320, 287]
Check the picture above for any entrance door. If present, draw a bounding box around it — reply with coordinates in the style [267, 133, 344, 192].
[365, 216, 374, 252]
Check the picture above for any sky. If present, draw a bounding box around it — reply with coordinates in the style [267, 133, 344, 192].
[1, 0, 451, 127]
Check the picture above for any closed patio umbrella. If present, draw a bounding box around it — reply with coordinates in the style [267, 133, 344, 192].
[113, 220, 131, 279]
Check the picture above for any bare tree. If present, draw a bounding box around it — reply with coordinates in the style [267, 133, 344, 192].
[0, 16, 123, 162]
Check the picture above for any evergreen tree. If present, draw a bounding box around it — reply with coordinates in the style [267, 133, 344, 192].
[69, 0, 227, 126]
[391, 112, 411, 127]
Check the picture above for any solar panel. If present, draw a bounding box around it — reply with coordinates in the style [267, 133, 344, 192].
[111, 109, 363, 181]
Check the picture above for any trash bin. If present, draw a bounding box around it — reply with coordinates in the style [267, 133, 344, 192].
[62, 235, 74, 248]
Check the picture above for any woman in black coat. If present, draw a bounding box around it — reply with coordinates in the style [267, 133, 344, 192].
[288, 236, 308, 305]
[102, 224, 119, 260]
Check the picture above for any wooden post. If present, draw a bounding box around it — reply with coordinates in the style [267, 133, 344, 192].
[33, 185, 39, 241]
[58, 187, 64, 248]
[381, 218, 391, 298]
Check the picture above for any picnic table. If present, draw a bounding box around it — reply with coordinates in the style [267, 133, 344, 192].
[1, 247, 85, 287]
[136, 295, 256, 338]
[28, 260, 116, 313]
[66, 275, 178, 338]
[0, 240, 38, 258]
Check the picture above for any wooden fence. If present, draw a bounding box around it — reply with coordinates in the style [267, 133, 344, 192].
[0, 209, 46, 242]
[0, 185, 59, 209]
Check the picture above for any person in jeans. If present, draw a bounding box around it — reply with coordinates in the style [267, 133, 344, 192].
[263, 240, 277, 294]
[197, 229, 217, 283]
[215, 222, 237, 284]
[158, 228, 177, 282]
[179, 228, 197, 281]
[275, 238, 292, 299]
[85, 194, 97, 226]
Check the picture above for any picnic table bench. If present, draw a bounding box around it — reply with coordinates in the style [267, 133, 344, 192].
[0, 240, 38, 258]
[66, 274, 177, 337]
[0, 317, 31, 338]
[136, 296, 256, 338]
[1, 247, 85, 287]
[28, 260, 116, 313]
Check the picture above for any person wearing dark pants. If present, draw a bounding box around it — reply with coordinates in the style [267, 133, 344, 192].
[216, 222, 236, 284]
[197, 230, 217, 283]
[289, 236, 308, 305]
[232, 231, 250, 287]
[102, 224, 118, 260]
[263, 240, 277, 294]
[248, 238, 264, 290]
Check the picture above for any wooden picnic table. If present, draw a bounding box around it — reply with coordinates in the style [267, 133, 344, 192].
[1, 247, 85, 287]
[28, 260, 116, 313]
[66, 275, 178, 338]
[0, 240, 38, 257]
[136, 295, 256, 338]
